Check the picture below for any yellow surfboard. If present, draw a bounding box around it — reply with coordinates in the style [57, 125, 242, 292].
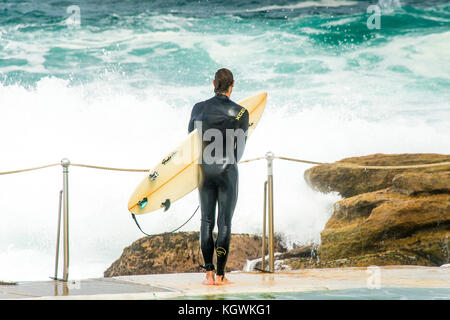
[128, 92, 267, 215]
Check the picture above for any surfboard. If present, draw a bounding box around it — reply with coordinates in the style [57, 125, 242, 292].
[128, 92, 267, 215]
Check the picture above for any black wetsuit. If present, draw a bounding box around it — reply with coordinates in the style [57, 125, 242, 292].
[188, 93, 249, 276]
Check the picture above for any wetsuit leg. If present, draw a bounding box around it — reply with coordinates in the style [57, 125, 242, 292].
[215, 164, 239, 276]
[199, 177, 217, 272]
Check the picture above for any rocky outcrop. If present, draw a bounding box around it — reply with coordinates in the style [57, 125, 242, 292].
[304, 153, 450, 198]
[304, 153, 450, 268]
[319, 189, 449, 266]
[104, 232, 287, 277]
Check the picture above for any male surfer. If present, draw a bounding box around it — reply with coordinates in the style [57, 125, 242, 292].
[188, 68, 249, 285]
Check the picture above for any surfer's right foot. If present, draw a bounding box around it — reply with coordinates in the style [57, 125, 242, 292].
[202, 271, 215, 285]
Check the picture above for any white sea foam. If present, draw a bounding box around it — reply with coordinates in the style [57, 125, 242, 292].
[243, 0, 358, 13]
[0, 75, 448, 281]
[320, 17, 360, 27]
[354, 31, 450, 79]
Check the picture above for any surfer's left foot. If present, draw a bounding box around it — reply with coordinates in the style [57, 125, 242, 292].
[202, 271, 215, 285]
[215, 275, 231, 285]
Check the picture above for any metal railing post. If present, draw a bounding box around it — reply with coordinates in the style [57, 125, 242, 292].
[61, 158, 70, 282]
[265, 151, 275, 273]
[52, 190, 63, 280]
[262, 181, 268, 271]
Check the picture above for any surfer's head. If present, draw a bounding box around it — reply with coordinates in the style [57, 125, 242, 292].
[213, 68, 234, 97]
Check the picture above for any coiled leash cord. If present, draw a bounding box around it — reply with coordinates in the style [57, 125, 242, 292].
[131, 204, 200, 237]
[131, 205, 212, 271]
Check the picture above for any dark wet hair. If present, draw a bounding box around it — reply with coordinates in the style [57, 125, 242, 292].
[214, 68, 234, 94]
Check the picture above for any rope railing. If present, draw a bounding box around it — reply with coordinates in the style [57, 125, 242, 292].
[332, 161, 450, 170]
[241, 155, 450, 169]
[0, 163, 60, 175]
[252, 156, 450, 170]
[1, 156, 449, 175]
[1, 153, 449, 279]
[71, 163, 149, 172]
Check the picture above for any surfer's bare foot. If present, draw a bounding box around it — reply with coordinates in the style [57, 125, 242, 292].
[215, 275, 231, 285]
[202, 271, 215, 285]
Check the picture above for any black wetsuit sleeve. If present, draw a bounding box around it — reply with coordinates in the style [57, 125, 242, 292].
[240, 109, 249, 135]
[188, 103, 201, 133]
[235, 108, 249, 162]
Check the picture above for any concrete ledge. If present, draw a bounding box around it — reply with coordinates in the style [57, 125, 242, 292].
[1, 266, 449, 300]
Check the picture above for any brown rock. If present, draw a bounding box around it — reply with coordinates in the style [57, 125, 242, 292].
[318, 189, 450, 266]
[392, 172, 450, 196]
[304, 153, 450, 198]
[286, 153, 450, 269]
[277, 244, 316, 260]
[283, 251, 433, 269]
[104, 232, 286, 277]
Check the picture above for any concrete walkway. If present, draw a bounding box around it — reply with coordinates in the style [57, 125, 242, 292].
[1, 266, 449, 299]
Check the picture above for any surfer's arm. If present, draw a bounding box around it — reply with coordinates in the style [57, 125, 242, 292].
[240, 108, 249, 134]
[188, 103, 201, 133]
[235, 108, 249, 162]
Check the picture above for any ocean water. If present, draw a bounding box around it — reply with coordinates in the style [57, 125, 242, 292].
[0, 0, 449, 282]
[181, 287, 450, 300]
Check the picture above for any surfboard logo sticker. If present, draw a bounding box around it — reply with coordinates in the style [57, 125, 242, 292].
[236, 108, 246, 120]
[162, 151, 177, 165]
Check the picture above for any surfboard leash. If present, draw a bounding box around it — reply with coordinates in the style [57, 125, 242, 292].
[131, 206, 208, 271]
[130, 204, 200, 238]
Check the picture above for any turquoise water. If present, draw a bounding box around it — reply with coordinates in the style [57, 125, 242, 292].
[0, 1, 449, 282]
[1, 0, 450, 114]
[182, 287, 450, 300]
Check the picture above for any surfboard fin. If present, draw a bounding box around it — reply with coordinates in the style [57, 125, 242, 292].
[148, 171, 159, 181]
[161, 199, 171, 212]
[138, 197, 148, 210]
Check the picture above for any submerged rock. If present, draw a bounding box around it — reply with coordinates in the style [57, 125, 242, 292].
[250, 244, 319, 272]
[104, 232, 286, 277]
